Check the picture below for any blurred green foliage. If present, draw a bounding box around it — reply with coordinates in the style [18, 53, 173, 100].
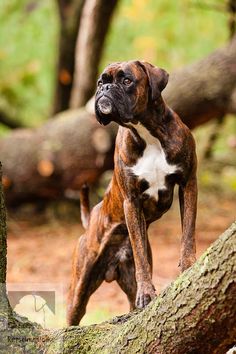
[0, 0, 58, 128]
[194, 115, 236, 194]
[0, 0, 228, 129]
[80, 307, 117, 326]
[103, 0, 228, 70]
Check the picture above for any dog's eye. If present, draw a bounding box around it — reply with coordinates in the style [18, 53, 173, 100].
[123, 78, 132, 86]
[97, 81, 102, 88]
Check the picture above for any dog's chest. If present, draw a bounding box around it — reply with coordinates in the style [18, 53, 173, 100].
[130, 124, 178, 200]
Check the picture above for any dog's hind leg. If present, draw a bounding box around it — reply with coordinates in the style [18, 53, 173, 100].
[117, 259, 137, 311]
[67, 235, 104, 325]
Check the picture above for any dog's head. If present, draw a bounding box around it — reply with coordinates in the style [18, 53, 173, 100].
[95, 60, 169, 126]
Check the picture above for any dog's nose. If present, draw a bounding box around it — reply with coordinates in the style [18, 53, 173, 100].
[102, 84, 112, 91]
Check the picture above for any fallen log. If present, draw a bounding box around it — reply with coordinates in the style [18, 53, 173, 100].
[0, 110, 117, 206]
[1, 37, 236, 205]
[163, 35, 236, 129]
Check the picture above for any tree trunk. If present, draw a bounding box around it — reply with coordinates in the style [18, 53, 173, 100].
[0, 166, 42, 353]
[163, 35, 236, 129]
[0, 162, 9, 324]
[0, 172, 235, 353]
[0, 162, 12, 348]
[1, 38, 236, 205]
[70, 0, 119, 109]
[53, 0, 86, 114]
[0, 109, 117, 206]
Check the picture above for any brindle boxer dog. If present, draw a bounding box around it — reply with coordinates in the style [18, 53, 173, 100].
[67, 60, 197, 325]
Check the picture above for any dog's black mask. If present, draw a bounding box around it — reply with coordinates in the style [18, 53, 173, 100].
[95, 61, 169, 127]
[95, 81, 134, 126]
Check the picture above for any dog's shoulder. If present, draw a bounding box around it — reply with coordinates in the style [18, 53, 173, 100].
[115, 127, 146, 167]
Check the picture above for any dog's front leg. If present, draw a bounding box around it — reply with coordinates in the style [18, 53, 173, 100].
[124, 197, 156, 308]
[179, 172, 197, 272]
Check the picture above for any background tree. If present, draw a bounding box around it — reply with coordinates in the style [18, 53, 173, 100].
[70, 0, 119, 108]
[53, 0, 86, 114]
[54, 0, 119, 113]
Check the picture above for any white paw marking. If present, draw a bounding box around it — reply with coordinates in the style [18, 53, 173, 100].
[130, 123, 178, 201]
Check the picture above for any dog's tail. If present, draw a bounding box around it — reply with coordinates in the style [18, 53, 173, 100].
[79, 184, 90, 229]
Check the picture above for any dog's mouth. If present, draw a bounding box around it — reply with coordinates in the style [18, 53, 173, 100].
[95, 93, 135, 127]
[97, 97, 112, 115]
[95, 95, 116, 126]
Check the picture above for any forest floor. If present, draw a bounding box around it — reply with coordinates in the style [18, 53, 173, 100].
[6, 188, 235, 328]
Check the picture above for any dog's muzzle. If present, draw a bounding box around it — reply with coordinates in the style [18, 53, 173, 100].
[97, 97, 112, 115]
[95, 95, 114, 126]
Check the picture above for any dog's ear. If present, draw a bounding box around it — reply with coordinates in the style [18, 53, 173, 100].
[137, 61, 169, 101]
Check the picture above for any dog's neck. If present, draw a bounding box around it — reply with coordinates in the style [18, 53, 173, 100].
[132, 96, 172, 141]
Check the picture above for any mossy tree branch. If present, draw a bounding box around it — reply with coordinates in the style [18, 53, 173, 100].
[163, 35, 236, 129]
[41, 222, 236, 354]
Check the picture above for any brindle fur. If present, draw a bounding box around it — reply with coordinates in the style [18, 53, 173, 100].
[67, 60, 197, 325]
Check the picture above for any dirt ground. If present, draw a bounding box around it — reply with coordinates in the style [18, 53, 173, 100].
[6, 189, 235, 327]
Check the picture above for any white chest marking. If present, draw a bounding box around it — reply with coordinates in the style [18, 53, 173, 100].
[130, 124, 178, 201]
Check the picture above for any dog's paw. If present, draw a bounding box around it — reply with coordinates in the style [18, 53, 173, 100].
[135, 282, 156, 309]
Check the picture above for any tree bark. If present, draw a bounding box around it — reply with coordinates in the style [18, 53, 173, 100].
[43, 222, 236, 354]
[163, 35, 236, 129]
[53, 0, 86, 114]
[0, 166, 42, 353]
[0, 172, 235, 353]
[0, 163, 8, 300]
[70, 0, 119, 108]
[0, 162, 13, 349]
